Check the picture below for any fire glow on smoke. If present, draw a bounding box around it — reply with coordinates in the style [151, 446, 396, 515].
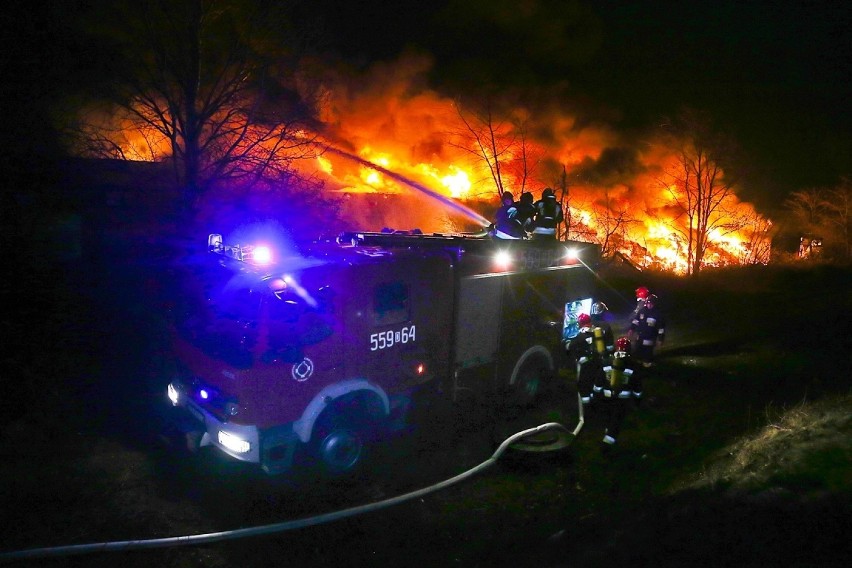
[105, 54, 772, 272]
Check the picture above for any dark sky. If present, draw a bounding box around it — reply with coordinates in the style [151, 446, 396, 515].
[296, 0, 851, 209]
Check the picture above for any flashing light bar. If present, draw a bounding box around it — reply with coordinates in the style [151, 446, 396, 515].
[252, 246, 272, 265]
[208, 233, 273, 265]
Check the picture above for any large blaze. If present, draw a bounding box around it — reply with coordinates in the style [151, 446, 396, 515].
[300, 56, 771, 272]
[93, 54, 772, 273]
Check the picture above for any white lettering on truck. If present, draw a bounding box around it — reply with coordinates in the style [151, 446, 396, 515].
[370, 324, 416, 351]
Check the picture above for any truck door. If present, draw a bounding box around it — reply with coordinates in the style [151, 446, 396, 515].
[342, 252, 454, 398]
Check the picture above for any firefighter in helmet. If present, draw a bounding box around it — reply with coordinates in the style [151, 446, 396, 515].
[593, 336, 643, 451]
[531, 188, 564, 240]
[565, 313, 604, 406]
[493, 191, 526, 239]
[628, 293, 666, 367]
[590, 301, 615, 358]
[632, 286, 651, 318]
[515, 191, 536, 235]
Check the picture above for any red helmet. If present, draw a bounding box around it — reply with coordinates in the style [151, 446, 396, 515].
[577, 313, 592, 327]
[615, 336, 631, 352]
[635, 286, 650, 299]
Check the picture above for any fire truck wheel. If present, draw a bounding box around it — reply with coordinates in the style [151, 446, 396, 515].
[310, 397, 384, 476]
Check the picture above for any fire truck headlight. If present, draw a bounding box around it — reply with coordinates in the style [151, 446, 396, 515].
[494, 250, 512, 269]
[167, 382, 181, 406]
[218, 430, 251, 454]
[565, 248, 579, 259]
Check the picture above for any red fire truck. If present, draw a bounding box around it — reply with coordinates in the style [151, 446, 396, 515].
[164, 230, 600, 475]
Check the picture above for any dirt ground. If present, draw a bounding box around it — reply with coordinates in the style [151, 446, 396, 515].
[2, 253, 850, 567]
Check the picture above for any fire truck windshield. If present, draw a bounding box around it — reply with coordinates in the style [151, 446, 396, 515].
[173, 267, 333, 368]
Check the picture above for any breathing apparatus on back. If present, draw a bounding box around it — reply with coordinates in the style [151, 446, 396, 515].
[593, 326, 606, 356]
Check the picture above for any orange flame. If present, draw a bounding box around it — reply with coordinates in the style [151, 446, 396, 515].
[95, 53, 771, 271]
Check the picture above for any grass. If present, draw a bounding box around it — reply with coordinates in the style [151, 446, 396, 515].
[687, 394, 852, 496]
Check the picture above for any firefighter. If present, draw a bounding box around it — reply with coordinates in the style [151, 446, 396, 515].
[515, 191, 536, 235]
[590, 301, 615, 358]
[593, 336, 643, 451]
[493, 191, 526, 239]
[565, 313, 604, 406]
[632, 286, 651, 318]
[531, 188, 564, 240]
[628, 293, 666, 367]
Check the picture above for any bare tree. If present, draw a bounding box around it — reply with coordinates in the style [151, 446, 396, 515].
[590, 188, 638, 258]
[735, 210, 774, 265]
[823, 177, 852, 261]
[452, 98, 538, 201]
[784, 188, 824, 232]
[784, 178, 852, 262]
[659, 108, 745, 275]
[69, 0, 323, 212]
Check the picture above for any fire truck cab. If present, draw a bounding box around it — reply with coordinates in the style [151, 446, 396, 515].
[164, 230, 599, 475]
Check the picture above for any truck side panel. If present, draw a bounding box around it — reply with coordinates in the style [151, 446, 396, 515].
[454, 275, 504, 369]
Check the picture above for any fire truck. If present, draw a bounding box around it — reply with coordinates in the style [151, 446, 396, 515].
[163, 230, 600, 475]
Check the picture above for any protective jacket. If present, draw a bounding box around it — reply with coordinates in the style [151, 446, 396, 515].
[594, 352, 642, 445]
[531, 196, 564, 238]
[566, 326, 604, 405]
[631, 297, 647, 318]
[514, 197, 536, 234]
[629, 304, 666, 364]
[594, 353, 643, 401]
[494, 203, 526, 239]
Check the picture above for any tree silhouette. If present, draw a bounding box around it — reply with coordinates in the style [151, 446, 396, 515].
[68, 0, 324, 212]
[658, 108, 745, 275]
[452, 97, 540, 201]
[784, 178, 852, 262]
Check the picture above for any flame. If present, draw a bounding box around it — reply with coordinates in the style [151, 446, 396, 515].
[86, 53, 771, 272]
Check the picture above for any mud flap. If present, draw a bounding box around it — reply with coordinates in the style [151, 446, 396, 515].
[261, 426, 300, 475]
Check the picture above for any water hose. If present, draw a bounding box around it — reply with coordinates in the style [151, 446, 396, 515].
[1, 396, 583, 562]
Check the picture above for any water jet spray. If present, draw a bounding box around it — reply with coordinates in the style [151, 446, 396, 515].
[321, 144, 492, 229]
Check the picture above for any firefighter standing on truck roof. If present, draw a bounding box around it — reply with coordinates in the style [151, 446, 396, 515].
[515, 191, 536, 236]
[566, 313, 604, 407]
[593, 336, 643, 453]
[531, 188, 564, 240]
[628, 294, 666, 368]
[493, 191, 526, 239]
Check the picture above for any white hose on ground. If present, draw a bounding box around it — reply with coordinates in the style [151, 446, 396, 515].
[1, 395, 584, 562]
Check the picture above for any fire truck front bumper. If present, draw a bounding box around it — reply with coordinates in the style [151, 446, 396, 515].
[164, 382, 300, 475]
[164, 382, 259, 462]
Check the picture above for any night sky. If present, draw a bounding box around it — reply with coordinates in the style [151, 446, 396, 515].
[5, 0, 849, 214]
